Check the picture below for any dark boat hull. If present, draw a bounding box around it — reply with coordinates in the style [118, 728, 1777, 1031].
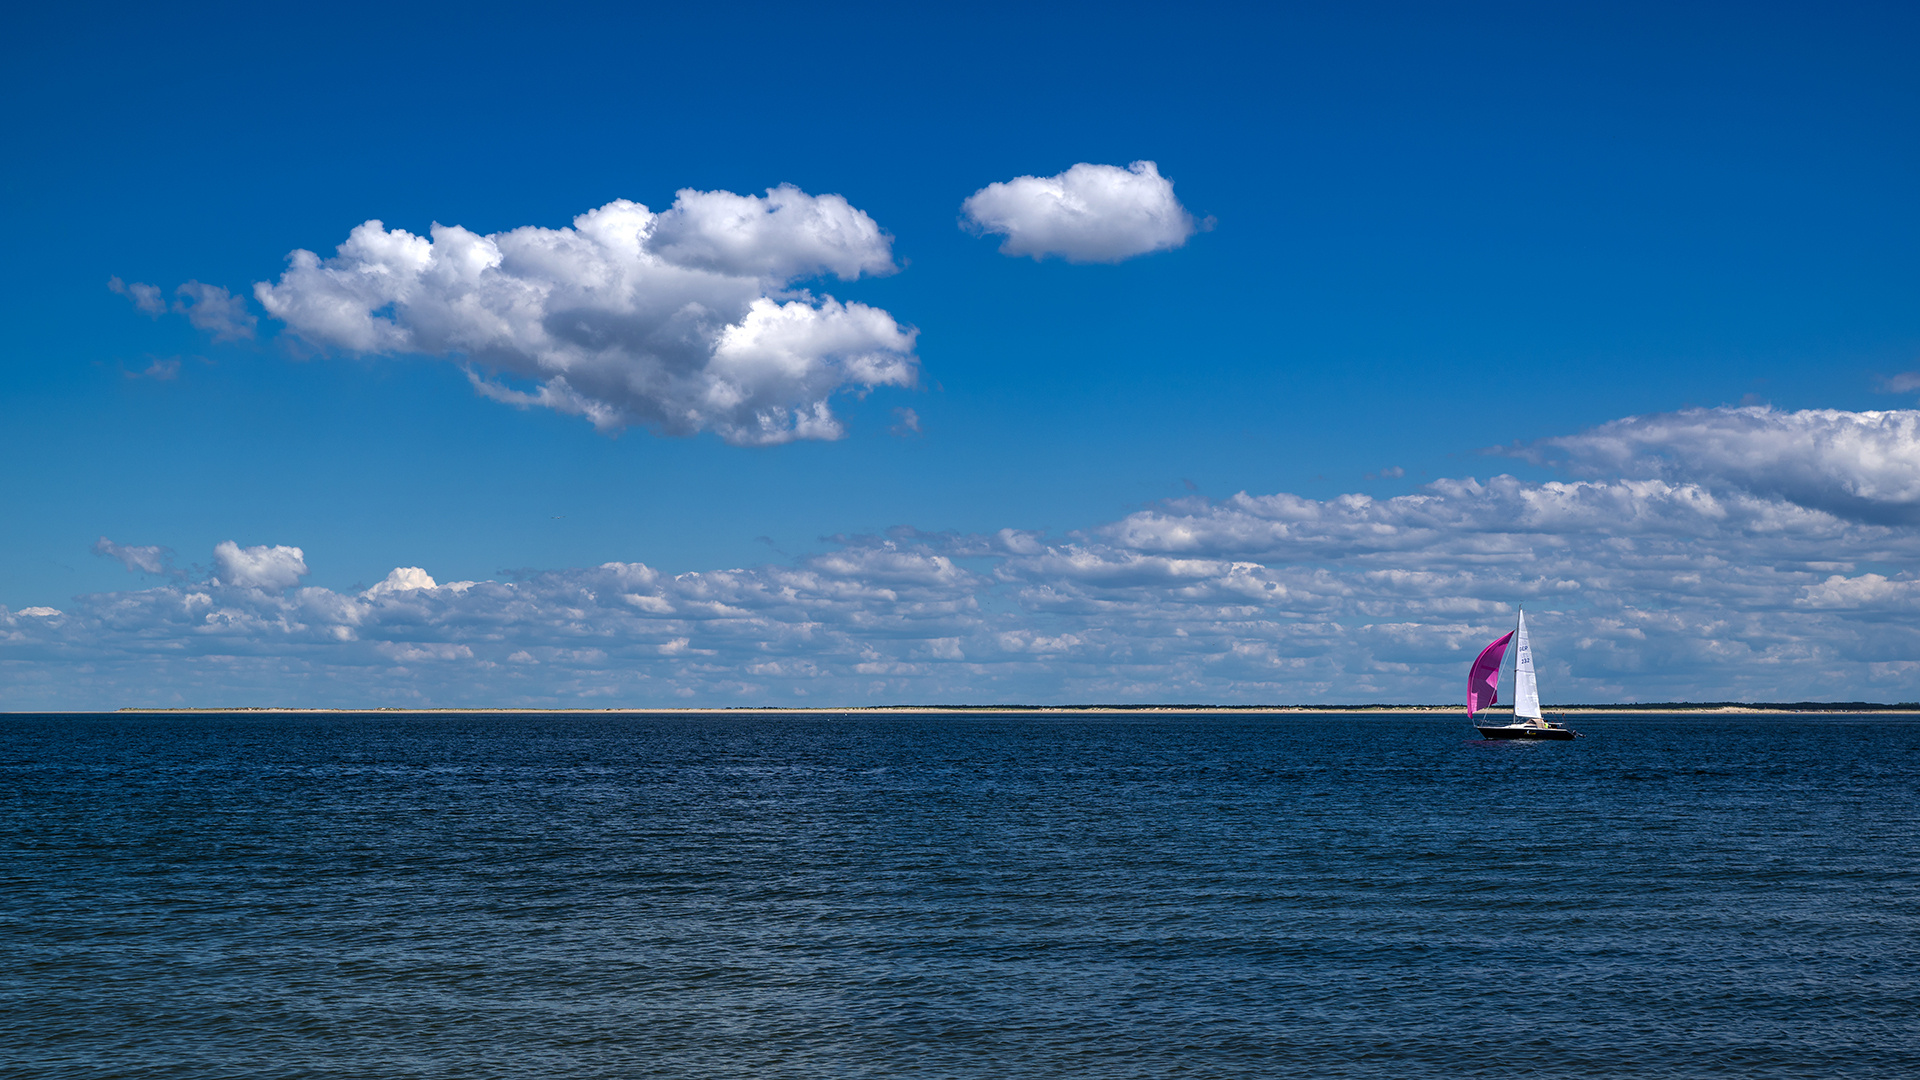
[1475, 723, 1579, 740]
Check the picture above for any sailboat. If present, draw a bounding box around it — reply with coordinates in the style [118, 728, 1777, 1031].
[1466, 607, 1580, 740]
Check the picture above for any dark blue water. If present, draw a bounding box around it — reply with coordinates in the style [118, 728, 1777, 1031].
[3, 712, 1916, 1078]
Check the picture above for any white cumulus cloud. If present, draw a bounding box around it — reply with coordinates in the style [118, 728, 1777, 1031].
[254, 187, 917, 446]
[962, 161, 1199, 263]
[1526, 406, 1920, 524]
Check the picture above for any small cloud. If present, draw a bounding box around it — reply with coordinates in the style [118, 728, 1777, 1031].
[377, 642, 474, 663]
[364, 566, 438, 599]
[18, 607, 62, 617]
[648, 183, 899, 281]
[109, 277, 166, 317]
[212, 541, 307, 591]
[125, 357, 181, 381]
[93, 537, 175, 576]
[890, 406, 922, 437]
[1368, 466, 1405, 479]
[112, 278, 256, 342]
[920, 637, 964, 660]
[961, 160, 1199, 263]
[1878, 372, 1920, 394]
[173, 281, 257, 342]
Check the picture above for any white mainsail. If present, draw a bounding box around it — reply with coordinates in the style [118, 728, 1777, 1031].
[1512, 608, 1542, 720]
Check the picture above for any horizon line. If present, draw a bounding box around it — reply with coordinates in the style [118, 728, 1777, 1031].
[3, 700, 1908, 717]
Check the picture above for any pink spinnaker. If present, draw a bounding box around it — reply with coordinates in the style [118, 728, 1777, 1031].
[1466, 631, 1513, 718]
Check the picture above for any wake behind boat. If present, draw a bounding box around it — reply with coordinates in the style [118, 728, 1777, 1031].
[1467, 608, 1580, 740]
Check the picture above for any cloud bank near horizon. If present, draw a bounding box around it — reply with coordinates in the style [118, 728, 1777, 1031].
[962, 161, 1200, 263]
[252, 186, 916, 445]
[7, 406, 1920, 709]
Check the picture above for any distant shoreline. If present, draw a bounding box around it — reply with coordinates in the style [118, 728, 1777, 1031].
[66, 703, 1920, 717]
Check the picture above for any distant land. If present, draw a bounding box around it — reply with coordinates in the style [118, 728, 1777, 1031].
[89, 701, 1920, 716]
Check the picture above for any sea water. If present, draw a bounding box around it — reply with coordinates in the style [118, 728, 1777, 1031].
[2, 711, 1915, 1078]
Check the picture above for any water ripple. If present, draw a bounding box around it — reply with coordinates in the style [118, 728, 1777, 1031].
[2, 712, 1916, 1078]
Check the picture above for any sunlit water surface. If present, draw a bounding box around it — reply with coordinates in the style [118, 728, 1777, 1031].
[3, 712, 1916, 1078]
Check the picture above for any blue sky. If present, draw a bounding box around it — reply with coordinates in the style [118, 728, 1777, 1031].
[4, 1, 1919, 707]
